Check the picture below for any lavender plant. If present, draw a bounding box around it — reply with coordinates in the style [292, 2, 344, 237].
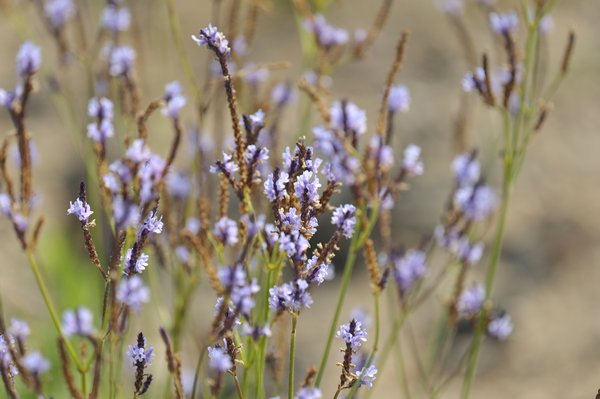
[0, 0, 575, 398]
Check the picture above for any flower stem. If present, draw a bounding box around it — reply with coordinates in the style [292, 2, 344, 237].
[288, 313, 298, 399]
[25, 250, 84, 371]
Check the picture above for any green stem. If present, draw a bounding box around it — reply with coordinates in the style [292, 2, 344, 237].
[255, 267, 278, 399]
[314, 231, 359, 387]
[26, 251, 84, 371]
[460, 170, 512, 399]
[288, 313, 298, 399]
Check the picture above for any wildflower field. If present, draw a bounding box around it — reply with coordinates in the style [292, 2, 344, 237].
[0, 0, 598, 398]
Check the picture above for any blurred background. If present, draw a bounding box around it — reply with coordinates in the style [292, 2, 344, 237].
[0, 0, 599, 397]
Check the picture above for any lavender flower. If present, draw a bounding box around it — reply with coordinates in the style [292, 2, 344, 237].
[124, 249, 149, 275]
[331, 204, 356, 238]
[7, 319, 30, 340]
[455, 238, 484, 266]
[0, 89, 16, 109]
[487, 312, 513, 340]
[244, 64, 269, 84]
[305, 256, 332, 285]
[489, 11, 519, 35]
[45, 0, 75, 29]
[294, 171, 321, 207]
[271, 83, 295, 107]
[268, 279, 313, 312]
[207, 345, 232, 372]
[62, 307, 94, 337]
[116, 276, 150, 311]
[452, 153, 480, 187]
[295, 387, 322, 399]
[126, 139, 151, 163]
[264, 170, 289, 202]
[87, 97, 114, 142]
[210, 152, 239, 175]
[16, 42, 41, 78]
[279, 231, 310, 261]
[457, 283, 485, 315]
[102, 5, 131, 33]
[22, 352, 50, 374]
[185, 217, 201, 235]
[175, 246, 191, 264]
[304, 14, 348, 48]
[214, 217, 239, 246]
[369, 136, 394, 171]
[388, 84, 411, 113]
[337, 319, 367, 349]
[436, 0, 464, 16]
[192, 25, 231, 56]
[402, 144, 424, 176]
[140, 210, 164, 236]
[113, 197, 140, 229]
[393, 249, 427, 294]
[242, 323, 272, 341]
[109, 46, 136, 77]
[245, 144, 269, 165]
[454, 184, 497, 221]
[356, 364, 378, 388]
[462, 67, 486, 93]
[330, 101, 367, 137]
[128, 335, 154, 366]
[166, 172, 190, 199]
[163, 81, 186, 118]
[67, 198, 93, 223]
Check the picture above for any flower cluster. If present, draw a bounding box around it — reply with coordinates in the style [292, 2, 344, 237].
[87, 97, 114, 143]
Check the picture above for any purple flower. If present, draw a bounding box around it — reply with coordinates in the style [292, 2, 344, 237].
[293, 171, 321, 207]
[7, 319, 30, 340]
[455, 238, 484, 266]
[175, 246, 191, 264]
[457, 283, 485, 315]
[12, 212, 28, 233]
[304, 14, 348, 47]
[140, 210, 164, 236]
[45, 0, 75, 29]
[163, 81, 186, 118]
[127, 335, 154, 366]
[62, 307, 94, 337]
[279, 207, 302, 232]
[337, 319, 367, 349]
[116, 276, 150, 311]
[185, 217, 201, 235]
[207, 345, 232, 372]
[264, 170, 289, 202]
[67, 198, 93, 223]
[271, 83, 295, 107]
[295, 387, 322, 399]
[330, 101, 367, 137]
[452, 153, 480, 187]
[126, 139, 151, 163]
[244, 144, 269, 165]
[87, 120, 114, 143]
[109, 46, 136, 77]
[356, 364, 378, 388]
[436, 0, 464, 16]
[462, 67, 486, 93]
[101, 5, 131, 33]
[123, 249, 149, 275]
[113, 197, 140, 229]
[388, 84, 411, 113]
[242, 323, 272, 341]
[454, 184, 497, 221]
[268, 279, 312, 312]
[192, 25, 231, 56]
[393, 249, 427, 293]
[539, 15, 554, 35]
[22, 352, 50, 374]
[210, 152, 238, 175]
[166, 172, 190, 199]
[16, 42, 41, 78]
[402, 144, 424, 176]
[489, 11, 519, 35]
[0, 89, 17, 109]
[244, 64, 269, 84]
[241, 214, 266, 237]
[305, 256, 332, 285]
[331, 204, 356, 238]
[487, 312, 513, 340]
[214, 217, 239, 246]
[279, 231, 310, 261]
[369, 136, 394, 171]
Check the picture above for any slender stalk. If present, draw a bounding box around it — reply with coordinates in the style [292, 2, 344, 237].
[25, 250, 83, 371]
[314, 231, 359, 387]
[288, 313, 298, 399]
[233, 374, 244, 399]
